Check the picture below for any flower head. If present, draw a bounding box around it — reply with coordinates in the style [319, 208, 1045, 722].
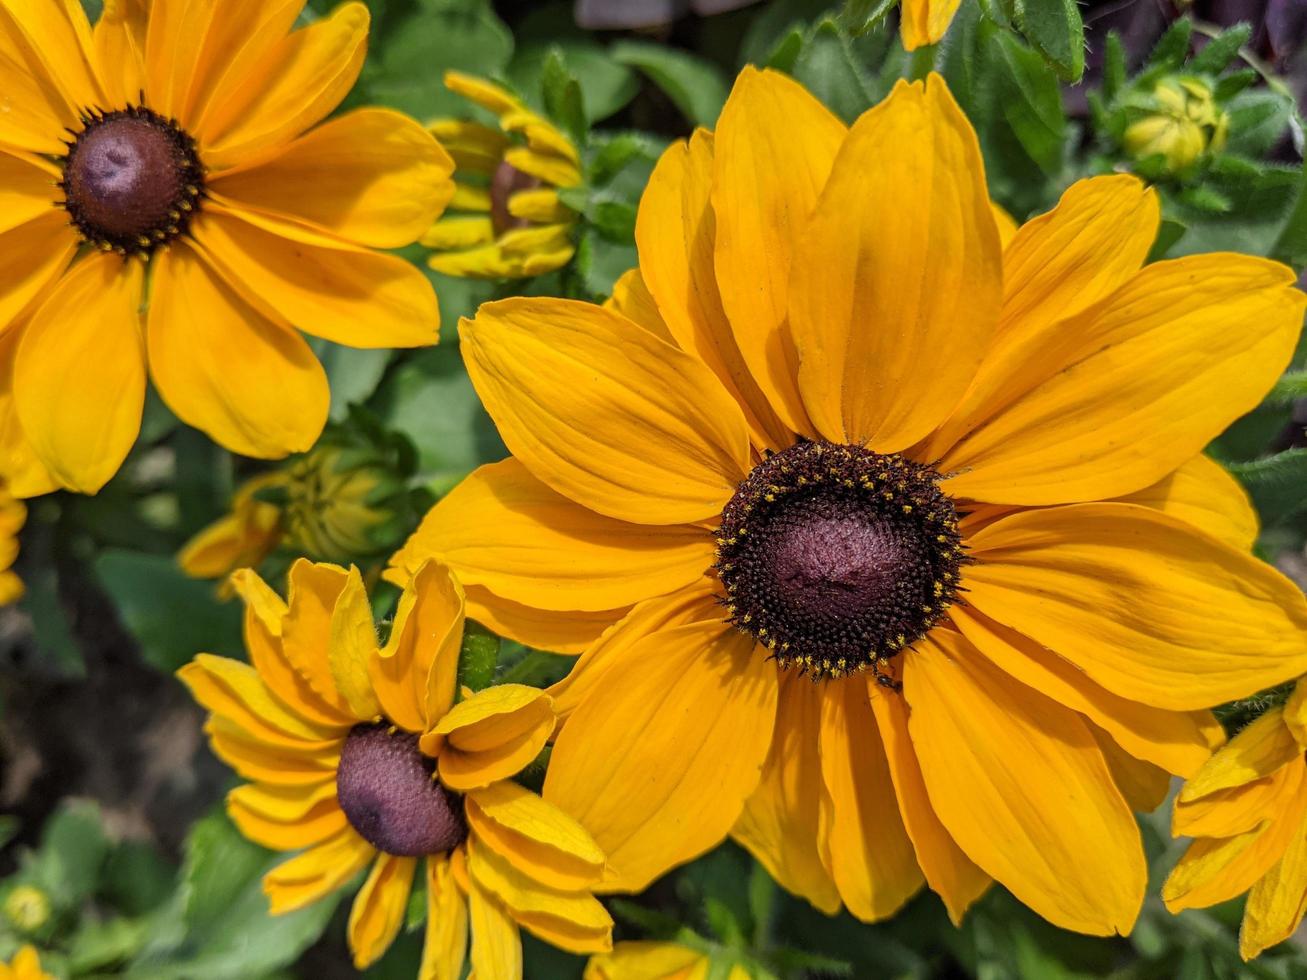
[422, 72, 579, 279]
[1124, 77, 1229, 173]
[178, 559, 612, 976]
[0, 946, 53, 980]
[390, 68, 1307, 935]
[2, 887, 49, 934]
[0, 481, 25, 606]
[0, 0, 455, 495]
[1165, 680, 1307, 959]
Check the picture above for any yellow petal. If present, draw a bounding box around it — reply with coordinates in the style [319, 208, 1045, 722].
[1, 0, 102, 113]
[178, 653, 343, 747]
[900, 0, 963, 48]
[431, 684, 554, 791]
[0, 213, 79, 342]
[15, 252, 144, 494]
[636, 130, 790, 451]
[502, 145, 580, 188]
[209, 108, 455, 249]
[206, 717, 340, 785]
[0, 4, 82, 153]
[0, 325, 60, 499]
[198, 2, 369, 167]
[791, 75, 1000, 451]
[925, 175, 1160, 456]
[500, 109, 578, 165]
[604, 268, 672, 343]
[194, 204, 440, 349]
[227, 779, 347, 851]
[393, 458, 713, 613]
[348, 852, 417, 969]
[444, 70, 520, 115]
[818, 678, 923, 921]
[0, 150, 61, 235]
[942, 254, 1306, 505]
[467, 870, 522, 980]
[867, 680, 991, 925]
[466, 780, 605, 891]
[1175, 762, 1299, 838]
[904, 630, 1146, 936]
[991, 202, 1018, 247]
[421, 216, 495, 250]
[1091, 726, 1172, 814]
[282, 559, 356, 717]
[711, 66, 844, 437]
[1241, 807, 1307, 959]
[264, 826, 375, 915]
[328, 566, 382, 722]
[964, 503, 1307, 711]
[419, 855, 468, 980]
[951, 606, 1215, 777]
[372, 559, 465, 733]
[1179, 708, 1301, 802]
[178, 508, 278, 580]
[460, 298, 752, 525]
[584, 942, 704, 980]
[464, 584, 621, 656]
[507, 188, 570, 224]
[543, 616, 778, 892]
[732, 674, 840, 915]
[1111, 454, 1258, 552]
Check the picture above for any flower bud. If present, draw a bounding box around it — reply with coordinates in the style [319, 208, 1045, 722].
[1124, 78, 1229, 173]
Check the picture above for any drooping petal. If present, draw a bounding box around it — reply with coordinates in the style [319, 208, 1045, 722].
[227, 779, 346, 851]
[905, 630, 1146, 936]
[348, 853, 417, 969]
[460, 298, 752, 525]
[147, 239, 328, 459]
[1179, 708, 1302, 802]
[327, 566, 382, 722]
[545, 613, 777, 892]
[429, 685, 555, 791]
[964, 504, 1307, 711]
[636, 130, 791, 451]
[942, 255, 1306, 505]
[263, 825, 375, 914]
[419, 856, 468, 980]
[818, 677, 924, 921]
[466, 780, 605, 892]
[732, 673, 841, 914]
[1241, 807, 1307, 960]
[711, 66, 844, 436]
[209, 109, 454, 249]
[1175, 760, 1299, 838]
[951, 606, 1216, 777]
[193, 205, 440, 349]
[867, 681, 991, 925]
[391, 458, 713, 613]
[791, 74, 1000, 451]
[14, 251, 144, 494]
[1110, 454, 1258, 551]
[925, 175, 1160, 456]
[467, 870, 522, 980]
[197, 2, 369, 168]
[281, 560, 356, 718]
[206, 717, 340, 785]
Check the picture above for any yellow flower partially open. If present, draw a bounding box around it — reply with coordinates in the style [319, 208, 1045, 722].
[178, 558, 612, 977]
[0, 480, 25, 606]
[0, 946, 53, 980]
[423, 72, 580, 279]
[1165, 681, 1307, 959]
[390, 68, 1307, 937]
[0, 0, 455, 495]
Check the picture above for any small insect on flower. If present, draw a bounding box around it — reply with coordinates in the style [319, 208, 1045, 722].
[390, 67, 1307, 937]
[177, 559, 612, 977]
[0, 0, 455, 495]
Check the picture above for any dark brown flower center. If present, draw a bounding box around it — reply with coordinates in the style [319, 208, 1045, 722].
[336, 724, 467, 857]
[489, 159, 541, 235]
[715, 441, 965, 682]
[59, 106, 203, 255]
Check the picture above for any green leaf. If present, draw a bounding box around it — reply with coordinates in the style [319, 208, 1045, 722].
[540, 47, 589, 148]
[610, 40, 730, 127]
[588, 132, 663, 186]
[1272, 162, 1307, 271]
[1229, 450, 1307, 527]
[1188, 23, 1252, 75]
[840, 0, 898, 34]
[1214, 68, 1258, 102]
[33, 800, 110, 907]
[509, 42, 639, 123]
[1103, 31, 1126, 100]
[765, 27, 805, 72]
[68, 917, 151, 973]
[102, 841, 175, 917]
[94, 550, 243, 673]
[1146, 18, 1193, 72]
[1012, 0, 1085, 81]
[1223, 89, 1295, 158]
[791, 18, 876, 124]
[993, 32, 1067, 178]
[310, 340, 391, 422]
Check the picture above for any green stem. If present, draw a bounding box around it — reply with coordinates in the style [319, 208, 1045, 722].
[456, 621, 500, 695]
[908, 43, 937, 82]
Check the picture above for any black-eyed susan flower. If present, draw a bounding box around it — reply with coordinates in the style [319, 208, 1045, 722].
[900, 0, 962, 50]
[1165, 680, 1307, 959]
[0, 0, 455, 495]
[0, 946, 52, 980]
[389, 67, 1307, 936]
[585, 942, 744, 980]
[0, 481, 25, 606]
[422, 72, 579, 279]
[178, 558, 612, 976]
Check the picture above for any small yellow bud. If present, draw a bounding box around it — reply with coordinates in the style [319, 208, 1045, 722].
[4, 885, 51, 933]
[1124, 78, 1229, 173]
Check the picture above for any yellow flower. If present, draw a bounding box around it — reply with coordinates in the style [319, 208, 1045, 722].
[1165, 680, 1307, 959]
[1124, 78, 1229, 173]
[389, 68, 1307, 936]
[179, 472, 285, 589]
[900, 0, 963, 50]
[586, 941, 747, 980]
[178, 558, 612, 976]
[2, 887, 50, 933]
[422, 71, 580, 279]
[0, 0, 456, 496]
[0, 480, 25, 606]
[0, 946, 53, 980]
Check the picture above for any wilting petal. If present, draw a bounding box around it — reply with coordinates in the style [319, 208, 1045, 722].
[791, 75, 1000, 451]
[905, 630, 1146, 936]
[466, 780, 605, 891]
[327, 566, 382, 722]
[964, 504, 1307, 711]
[1241, 807, 1307, 959]
[264, 825, 375, 914]
[1179, 708, 1302, 802]
[460, 298, 752, 525]
[419, 856, 468, 980]
[348, 853, 417, 969]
